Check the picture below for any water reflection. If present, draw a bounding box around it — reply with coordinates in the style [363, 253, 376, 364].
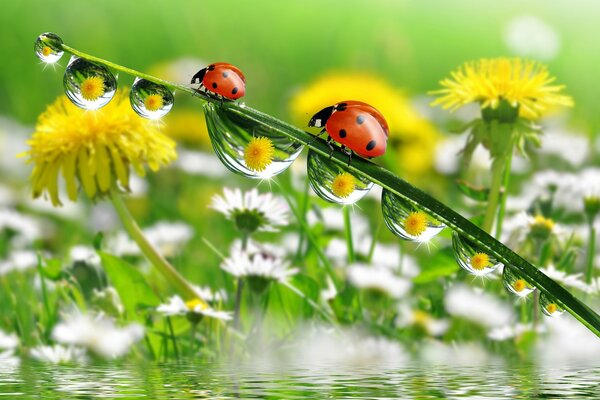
[1, 361, 599, 398]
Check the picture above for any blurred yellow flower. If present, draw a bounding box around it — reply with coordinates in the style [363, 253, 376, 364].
[289, 73, 440, 177]
[431, 58, 573, 120]
[23, 90, 176, 206]
[162, 110, 211, 147]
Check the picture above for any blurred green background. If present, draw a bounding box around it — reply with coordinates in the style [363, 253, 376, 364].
[2, 0, 600, 132]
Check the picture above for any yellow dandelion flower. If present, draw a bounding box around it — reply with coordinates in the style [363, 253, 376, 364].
[289, 73, 441, 177]
[529, 215, 555, 240]
[512, 279, 527, 293]
[144, 94, 164, 112]
[80, 76, 106, 101]
[22, 90, 177, 206]
[470, 252, 490, 271]
[403, 211, 428, 237]
[42, 46, 52, 57]
[185, 298, 207, 311]
[431, 58, 573, 120]
[546, 303, 558, 314]
[331, 172, 356, 198]
[244, 136, 274, 172]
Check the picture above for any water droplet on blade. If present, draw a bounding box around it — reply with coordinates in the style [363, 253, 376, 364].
[502, 267, 534, 297]
[452, 232, 501, 276]
[381, 189, 445, 242]
[130, 78, 174, 119]
[63, 57, 117, 110]
[34, 32, 64, 63]
[307, 150, 373, 205]
[540, 293, 565, 317]
[203, 102, 303, 179]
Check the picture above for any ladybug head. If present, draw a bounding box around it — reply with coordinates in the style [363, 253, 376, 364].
[190, 67, 207, 85]
[308, 105, 335, 128]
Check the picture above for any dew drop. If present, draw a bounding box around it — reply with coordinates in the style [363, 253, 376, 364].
[502, 267, 534, 298]
[452, 232, 501, 276]
[63, 57, 117, 110]
[130, 78, 174, 119]
[34, 32, 64, 63]
[540, 293, 565, 317]
[203, 103, 303, 179]
[307, 150, 373, 205]
[381, 189, 445, 242]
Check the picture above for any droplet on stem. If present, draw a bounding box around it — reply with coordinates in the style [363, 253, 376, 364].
[540, 292, 565, 317]
[452, 232, 501, 276]
[34, 32, 64, 63]
[63, 57, 117, 110]
[502, 267, 534, 297]
[130, 78, 174, 119]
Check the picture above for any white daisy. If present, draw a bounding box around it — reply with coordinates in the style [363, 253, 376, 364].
[30, 345, 87, 364]
[210, 188, 288, 233]
[0, 208, 43, 243]
[52, 311, 144, 359]
[193, 285, 228, 303]
[445, 284, 514, 329]
[396, 304, 448, 336]
[539, 264, 590, 293]
[0, 329, 18, 350]
[220, 241, 298, 282]
[0, 250, 39, 276]
[156, 295, 232, 321]
[347, 263, 412, 299]
[70, 245, 101, 267]
[488, 323, 543, 341]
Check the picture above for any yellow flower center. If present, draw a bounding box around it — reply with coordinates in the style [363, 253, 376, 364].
[512, 279, 527, 292]
[144, 94, 164, 112]
[404, 211, 428, 237]
[244, 136, 275, 172]
[80, 76, 105, 101]
[412, 310, 430, 327]
[42, 46, 53, 57]
[470, 252, 490, 271]
[546, 303, 558, 314]
[185, 298, 207, 311]
[331, 172, 356, 198]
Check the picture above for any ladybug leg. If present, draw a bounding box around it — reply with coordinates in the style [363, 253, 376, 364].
[340, 145, 353, 166]
[326, 136, 335, 159]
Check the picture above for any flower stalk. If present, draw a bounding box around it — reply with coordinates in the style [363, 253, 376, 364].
[56, 41, 600, 338]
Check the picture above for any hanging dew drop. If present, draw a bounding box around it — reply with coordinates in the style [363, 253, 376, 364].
[203, 103, 303, 179]
[34, 32, 64, 63]
[502, 267, 534, 298]
[306, 150, 373, 205]
[63, 57, 117, 110]
[381, 189, 445, 242]
[540, 293, 565, 317]
[452, 232, 501, 276]
[130, 78, 174, 119]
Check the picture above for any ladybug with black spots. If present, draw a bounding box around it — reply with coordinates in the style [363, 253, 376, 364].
[191, 62, 245, 100]
[308, 100, 389, 161]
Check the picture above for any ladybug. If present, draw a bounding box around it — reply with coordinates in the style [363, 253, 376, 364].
[308, 101, 389, 160]
[191, 62, 245, 100]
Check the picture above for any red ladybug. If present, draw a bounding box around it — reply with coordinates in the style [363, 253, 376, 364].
[308, 101, 389, 159]
[191, 62, 245, 100]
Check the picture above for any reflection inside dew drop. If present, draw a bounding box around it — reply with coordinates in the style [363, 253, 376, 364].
[502, 266, 534, 298]
[381, 189, 445, 242]
[307, 150, 373, 205]
[452, 231, 501, 276]
[130, 78, 174, 119]
[63, 57, 117, 110]
[34, 32, 64, 63]
[203, 103, 303, 179]
[540, 292, 565, 317]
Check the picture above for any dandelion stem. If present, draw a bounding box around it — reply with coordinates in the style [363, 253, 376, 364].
[586, 222, 597, 284]
[343, 206, 355, 263]
[495, 151, 513, 238]
[109, 191, 203, 303]
[57, 41, 600, 337]
[483, 157, 505, 234]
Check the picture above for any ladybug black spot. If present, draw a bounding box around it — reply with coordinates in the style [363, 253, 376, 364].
[366, 140, 376, 151]
[222, 71, 229, 78]
[337, 103, 347, 111]
[356, 115, 366, 125]
[212, 82, 218, 89]
[339, 129, 347, 138]
[232, 87, 239, 95]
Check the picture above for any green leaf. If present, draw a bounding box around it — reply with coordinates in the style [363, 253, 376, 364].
[40, 258, 63, 280]
[456, 180, 489, 202]
[98, 251, 160, 320]
[413, 248, 459, 284]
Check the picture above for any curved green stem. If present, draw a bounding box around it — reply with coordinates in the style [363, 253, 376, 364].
[109, 191, 203, 304]
[59, 40, 600, 338]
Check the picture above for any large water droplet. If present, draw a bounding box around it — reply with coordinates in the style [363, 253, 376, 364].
[381, 189, 445, 242]
[34, 32, 64, 63]
[502, 267, 534, 297]
[307, 150, 373, 205]
[452, 232, 501, 276]
[203, 102, 303, 179]
[540, 293, 565, 317]
[130, 78, 174, 119]
[63, 57, 117, 110]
